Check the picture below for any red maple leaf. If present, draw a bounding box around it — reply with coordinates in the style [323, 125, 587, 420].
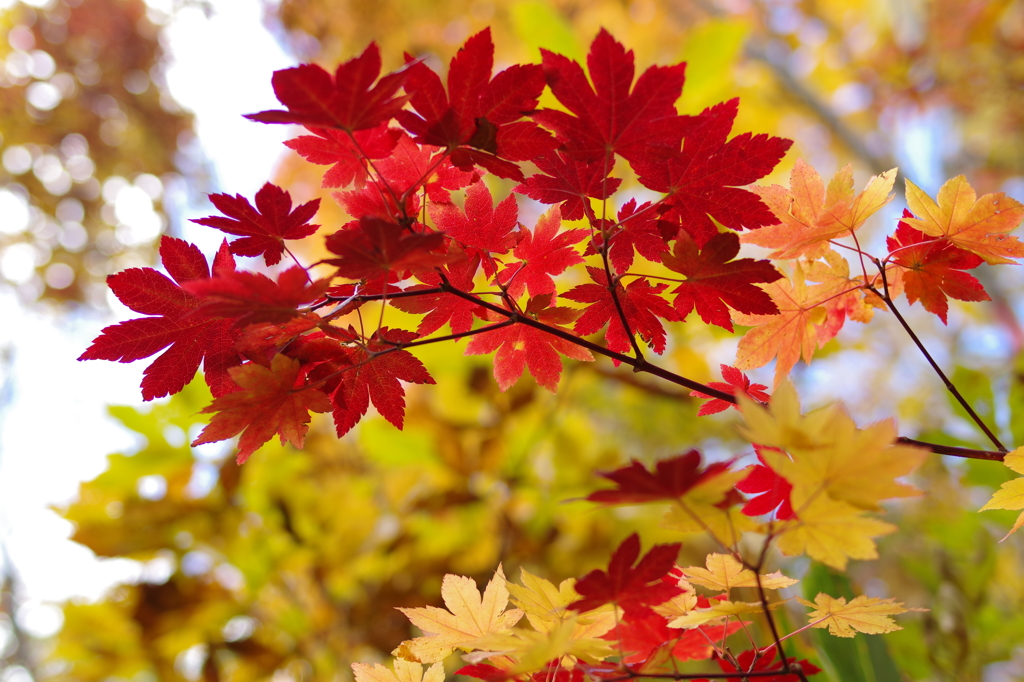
[455, 665, 509, 682]
[886, 209, 989, 324]
[430, 180, 518, 260]
[569, 533, 682, 617]
[634, 99, 791, 246]
[284, 124, 402, 189]
[78, 237, 241, 401]
[563, 266, 678, 355]
[532, 29, 687, 168]
[184, 266, 329, 328]
[395, 28, 555, 180]
[662, 231, 782, 331]
[514, 149, 622, 221]
[234, 315, 323, 363]
[192, 354, 332, 464]
[302, 328, 436, 437]
[498, 206, 587, 300]
[586, 451, 734, 505]
[736, 446, 795, 520]
[245, 42, 408, 132]
[190, 183, 320, 266]
[389, 249, 482, 336]
[465, 295, 594, 392]
[585, 199, 670, 275]
[704, 649, 821, 682]
[334, 133, 479, 219]
[324, 218, 447, 286]
[610, 608, 743, 665]
[690, 364, 771, 416]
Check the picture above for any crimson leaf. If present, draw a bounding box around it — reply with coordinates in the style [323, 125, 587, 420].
[78, 237, 241, 401]
[662, 230, 782, 332]
[191, 183, 320, 266]
[569, 533, 682, 617]
[532, 29, 687, 167]
[245, 43, 408, 131]
[635, 99, 792, 246]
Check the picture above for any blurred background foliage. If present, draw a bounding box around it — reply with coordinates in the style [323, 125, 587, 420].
[3, 0, 1024, 681]
[0, 0, 198, 304]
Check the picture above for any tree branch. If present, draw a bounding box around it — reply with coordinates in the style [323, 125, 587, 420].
[437, 279, 737, 402]
[870, 261, 1008, 453]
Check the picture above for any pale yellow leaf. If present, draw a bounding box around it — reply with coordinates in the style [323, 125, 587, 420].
[737, 381, 927, 511]
[465, 619, 614, 671]
[666, 599, 775, 629]
[506, 568, 617, 640]
[507, 568, 578, 628]
[797, 593, 908, 638]
[681, 553, 798, 593]
[652, 578, 698, 619]
[774, 495, 896, 570]
[394, 565, 524, 663]
[352, 660, 445, 682]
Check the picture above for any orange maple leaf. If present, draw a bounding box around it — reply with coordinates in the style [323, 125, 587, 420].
[802, 250, 885, 326]
[733, 263, 850, 387]
[192, 354, 332, 463]
[742, 159, 896, 259]
[903, 176, 1024, 264]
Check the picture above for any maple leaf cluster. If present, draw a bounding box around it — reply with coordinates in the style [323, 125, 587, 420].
[371, 529, 915, 681]
[79, 28, 798, 461]
[82, 23, 1024, 464]
[80, 25, 1024, 461]
[369, 417, 920, 681]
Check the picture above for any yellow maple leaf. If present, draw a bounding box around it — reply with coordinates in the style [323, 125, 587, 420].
[733, 263, 849, 387]
[738, 381, 927, 512]
[393, 565, 524, 663]
[979, 446, 1024, 541]
[797, 593, 908, 638]
[652, 578, 699, 620]
[464, 620, 614, 671]
[506, 568, 616, 640]
[743, 159, 897, 259]
[773, 495, 896, 570]
[681, 554, 798, 593]
[352, 660, 445, 682]
[666, 599, 777, 629]
[904, 176, 1024, 264]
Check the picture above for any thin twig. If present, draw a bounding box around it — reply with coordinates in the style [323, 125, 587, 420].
[437, 280, 737, 402]
[869, 259, 1008, 453]
[896, 438, 1005, 461]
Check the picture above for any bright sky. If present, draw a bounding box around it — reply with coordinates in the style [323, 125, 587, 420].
[0, 0, 292, 639]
